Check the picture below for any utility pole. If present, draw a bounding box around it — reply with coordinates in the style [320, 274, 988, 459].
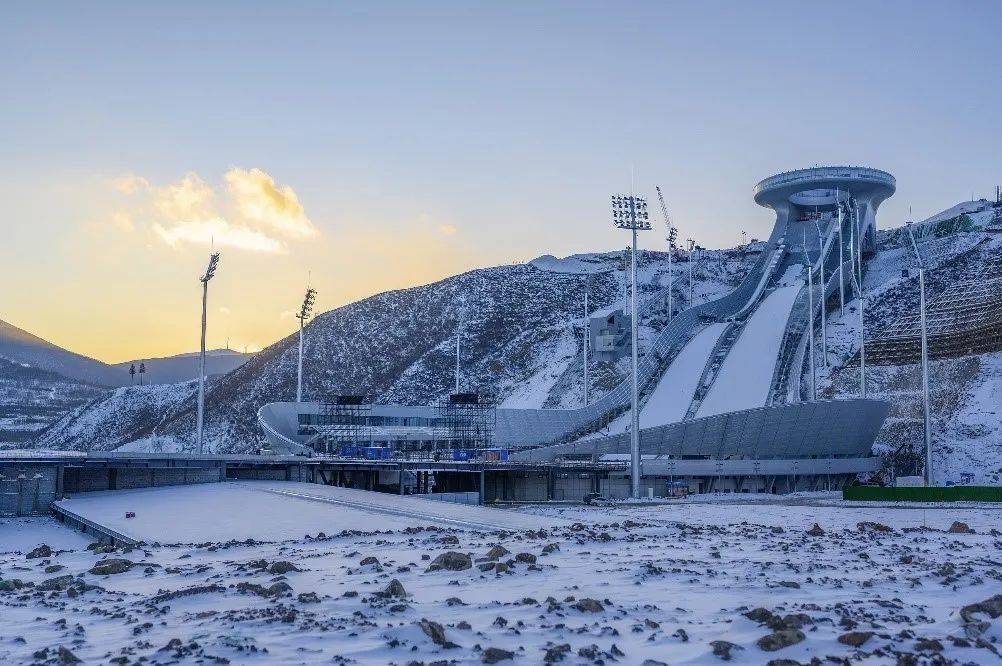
[907, 215, 933, 486]
[295, 286, 317, 403]
[612, 193, 651, 500]
[196, 252, 220, 454]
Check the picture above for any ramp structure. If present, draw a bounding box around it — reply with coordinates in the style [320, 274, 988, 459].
[260, 167, 896, 473]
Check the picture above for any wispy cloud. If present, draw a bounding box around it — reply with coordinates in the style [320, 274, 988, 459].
[106, 168, 317, 254]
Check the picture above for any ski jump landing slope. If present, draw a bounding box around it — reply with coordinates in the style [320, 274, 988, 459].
[592, 322, 728, 435]
[696, 285, 802, 418]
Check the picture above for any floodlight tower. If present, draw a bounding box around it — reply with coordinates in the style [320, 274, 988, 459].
[906, 214, 933, 486]
[196, 252, 220, 454]
[802, 229, 816, 400]
[655, 186, 675, 322]
[813, 216, 828, 368]
[295, 287, 317, 403]
[582, 275, 590, 406]
[611, 193, 651, 500]
[686, 239, 696, 306]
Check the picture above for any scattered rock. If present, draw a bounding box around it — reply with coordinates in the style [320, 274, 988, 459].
[26, 544, 53, 559]
[418, 618, 458, 648]
[236, 581, 292, 597]
[44, 565, 65, 574]
[297, 592, 320, 603]
[543, 643, 572, 663]
[757, 629, 805, 652]
[57, 646, 81, 664]
[482, 646, 514, 663]
[515, 552, 537, 564]
[777, 581, 800, 589]
[744, 607, 775, 624]
[359, 556, 380, 566]
[542, 542, 560, 554]
[838, 631, 874, 647]
[376, 578, 407, 599]
[948, 521, 974, 534]
[479, 562, 495, 572]
[484, 545, 510, 560]
[572, 598, 603, 613]
[426, 551, 472, 572]
[959, 594, 1002, 623]
[915, 638, 943, 652]
[857, 521, 893, 533]
[268, 561, 300, 575]
[89, 559, 133, 576]
[710, 640, 743, 660]
[38, 575, 75, 591]
[806, 523, 824, 537]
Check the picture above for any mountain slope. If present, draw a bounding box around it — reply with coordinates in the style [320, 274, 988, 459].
[0, 319, 125, 387]
[113, 349, 251, 386]
[36, 249, 755, 453]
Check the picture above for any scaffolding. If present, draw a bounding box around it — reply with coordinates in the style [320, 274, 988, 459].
[316, 395, 372, 452]
[436, 392, 496, 449]
[867, 277, 1002, 365]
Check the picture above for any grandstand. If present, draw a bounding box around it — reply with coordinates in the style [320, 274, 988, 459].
[867, 277, 1002, 365]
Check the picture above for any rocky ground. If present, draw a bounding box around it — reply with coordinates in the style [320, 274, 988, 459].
[1, 498, 1000, 665]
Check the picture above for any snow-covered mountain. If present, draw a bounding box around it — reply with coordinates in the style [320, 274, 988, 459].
[35, 248, 756, 452]
[0, 319, 125, 387]
[28, 198, 1002, 484]
[113, 349, 251, 386]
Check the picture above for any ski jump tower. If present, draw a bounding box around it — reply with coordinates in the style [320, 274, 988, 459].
[753, 166, 896, 254]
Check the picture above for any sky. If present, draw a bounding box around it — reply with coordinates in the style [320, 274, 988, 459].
[1, 1, 1000, 363]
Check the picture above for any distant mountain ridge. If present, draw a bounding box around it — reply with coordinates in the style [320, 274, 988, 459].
[0, 319, 124, 387]
[114, 349, 251, 386]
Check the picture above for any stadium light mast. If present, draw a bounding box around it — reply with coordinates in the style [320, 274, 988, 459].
[686, 239, 696, 306]
[837, 189, 845, 316]
[583, 275, 590, 406]
[612, 193, 651, 500]
[802, 229, 816, 401]
[295, 286, 317, 403]
[196, 251, 220, 455]
[906, 213, 933, 486]
[848, 222, 866, 398]
[655, 186, 675, 323]
[813, 215, 828, 368]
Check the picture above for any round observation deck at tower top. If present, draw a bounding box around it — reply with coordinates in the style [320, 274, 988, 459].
[753, 166, 895, 255]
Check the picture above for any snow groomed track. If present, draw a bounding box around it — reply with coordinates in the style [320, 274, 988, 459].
[696, 285, 803, 418]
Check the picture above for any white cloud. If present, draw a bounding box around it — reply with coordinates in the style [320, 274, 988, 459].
[438, 224, 458, 236]
[219, 306, 231, 315]
[153, 218, 284, 254]
[108, 168, 318, 254]
[224, 168, 318, 239]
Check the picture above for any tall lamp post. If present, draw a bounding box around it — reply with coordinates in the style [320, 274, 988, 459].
[802, 229, 816, 400]
[582, 276, 590, 406]
[612, 194, 650, 499]
[296, 287, 317, 403]
[813, 216, 828, 369]
[906, 217, 933, 486]
[196, 252, 220, 455]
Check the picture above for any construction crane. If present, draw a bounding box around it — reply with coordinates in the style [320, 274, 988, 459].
[655, 186, 676, 322]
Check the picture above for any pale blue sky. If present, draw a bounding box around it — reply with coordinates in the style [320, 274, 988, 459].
[1, 1, 999, 360]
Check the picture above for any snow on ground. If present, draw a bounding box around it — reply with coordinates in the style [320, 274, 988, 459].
[529, 253, 615, 275]
[2, 490, 1000, 665]
[697, 284, 801, 418]
[55, 482, 563, 543]
[0, 517, 91, 553]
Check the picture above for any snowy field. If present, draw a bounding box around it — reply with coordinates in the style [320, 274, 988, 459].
[53, 482, 564, 543]
[2, 485, 1000, 664]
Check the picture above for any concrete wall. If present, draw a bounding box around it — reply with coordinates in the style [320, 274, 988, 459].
[0, 464, 58, 516]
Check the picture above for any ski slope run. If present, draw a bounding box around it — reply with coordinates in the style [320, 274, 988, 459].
[696, 284, 801, 418]
[592, 322, 728, 435]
